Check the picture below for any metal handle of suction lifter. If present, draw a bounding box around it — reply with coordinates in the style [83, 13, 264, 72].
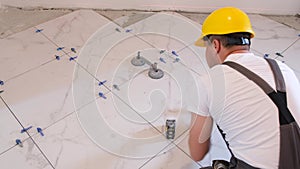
[131, 51, 164, 80]
[166, 119, 176, 140]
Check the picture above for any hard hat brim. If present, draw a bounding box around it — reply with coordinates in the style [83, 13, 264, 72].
[194, 36, 206, 47]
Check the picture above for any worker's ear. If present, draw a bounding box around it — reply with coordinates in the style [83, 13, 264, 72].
[212, 39, 221, 53]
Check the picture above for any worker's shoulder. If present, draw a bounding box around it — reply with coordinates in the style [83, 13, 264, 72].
[192, 73, 210, 89]
[275, 59, 294, 73]
[275, 60, 300, 84]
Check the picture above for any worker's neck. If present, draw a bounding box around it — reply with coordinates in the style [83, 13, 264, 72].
[220, 46, 250, 63]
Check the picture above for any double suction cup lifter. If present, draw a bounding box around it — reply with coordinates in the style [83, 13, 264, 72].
[131, 51, 164, 79]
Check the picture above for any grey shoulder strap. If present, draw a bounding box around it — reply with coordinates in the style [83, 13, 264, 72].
[223, 59, 295, 125]
[223, 58, 285, 93]
[222, 61, 275, 94]
[265, 58, 286, 92]
[217, 59, 294, 167]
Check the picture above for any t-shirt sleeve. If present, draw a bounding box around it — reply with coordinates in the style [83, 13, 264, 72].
[279, 61, 300, 125]
[186, 74, 210, 116]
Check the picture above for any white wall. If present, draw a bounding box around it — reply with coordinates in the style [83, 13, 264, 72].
[1, 0, 300, 15]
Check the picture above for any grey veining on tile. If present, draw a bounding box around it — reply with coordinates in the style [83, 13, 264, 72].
[0, 138, 53, 169]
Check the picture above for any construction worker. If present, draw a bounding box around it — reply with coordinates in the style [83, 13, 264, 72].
[188, 7, 300, 168]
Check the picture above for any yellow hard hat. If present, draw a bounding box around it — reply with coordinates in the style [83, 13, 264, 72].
[195, 7, 255, 46]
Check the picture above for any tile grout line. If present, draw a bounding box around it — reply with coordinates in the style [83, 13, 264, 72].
[0, 135, 35, 157]
[33, 26, 61, 48]
[0, 144, 18, 157]
[138, 128, 202, 169]
[3, 25, 76, 84]
[0, 95, 56, 169]
[250, 48, 264, 56]
[280, 36, 300, 55]
[4, 59, 56, 83]
[3, 49, 73, 84]
[0, 93, 104, 156]
[33, 95, 104, 137]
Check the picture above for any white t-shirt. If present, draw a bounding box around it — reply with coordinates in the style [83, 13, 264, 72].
[189, 53, 300, 169]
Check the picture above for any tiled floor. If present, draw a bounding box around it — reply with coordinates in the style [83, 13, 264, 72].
[0, 8, 299, 169]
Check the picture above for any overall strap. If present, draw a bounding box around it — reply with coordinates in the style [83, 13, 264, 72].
[265, 58, 286, 92]
[223, 59, 295, 124]
[222, 61, 274, 94]
[265, 58, 295, 124]
[217, 58, 296, 167]
[217, 61, 275, 162]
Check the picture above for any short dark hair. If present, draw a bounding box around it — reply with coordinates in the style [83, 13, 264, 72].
[204, 32, 252, 48]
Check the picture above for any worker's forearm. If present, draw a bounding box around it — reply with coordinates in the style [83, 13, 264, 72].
[188, 135, 210, 161]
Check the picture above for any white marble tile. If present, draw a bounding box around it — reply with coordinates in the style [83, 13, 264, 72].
[78, 56, 199, 159]
[0, 27, 58, 82]
[93, 89, 191, 145]
[140, 130, 228, 169]
[78, 46, 200, 161]
[125, 12, 202, 46]
[143, 126, 231, 169]
[249, 14, 299, 58]
[31, 112, 160, 169]
[36, 10, 110, 51]
[74, 11, 220, 167]
[73, 17, 137, 91]
[140, 135, 201, 169]
[80, 12, 207, 91]
[73, 62, 110, 109]
[0, 9, 110, 135]
[105, 49, 199, 123]
[137, 34, 208, 75]
[124, 12, 204, 68]
[0, 138, 54, 169]
[0, 97, 29, 154]
[248, 14, 300, 79]
[93, 35, 153, 89]
[1, 56, 78, 136]
[95, 91, 161, 139]
[278, 38, 300, 80]
[78, 91, 174, 159]
[31, 109, 203, 169]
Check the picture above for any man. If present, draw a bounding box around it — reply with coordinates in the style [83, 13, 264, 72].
[188, 7, 300, 168]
